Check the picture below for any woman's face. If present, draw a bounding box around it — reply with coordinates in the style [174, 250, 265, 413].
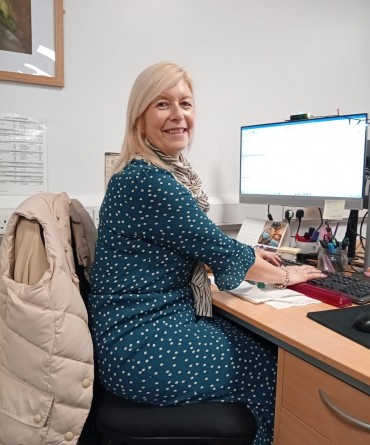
[143, 79, 194, 158]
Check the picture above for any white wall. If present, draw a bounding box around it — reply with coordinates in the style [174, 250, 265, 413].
[1, 0, 370, 223]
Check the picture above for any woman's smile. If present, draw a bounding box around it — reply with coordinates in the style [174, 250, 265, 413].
[143, 79, 194, 158]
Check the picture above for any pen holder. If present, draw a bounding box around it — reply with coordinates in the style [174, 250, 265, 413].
[317, 248, 348, 273]
[295, 240, 321, 255]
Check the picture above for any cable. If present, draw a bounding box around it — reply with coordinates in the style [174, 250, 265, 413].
[315, 208, 323, 231]
[285, 209, 294, 225]
[295, 209, 304, 235]
[267, 205, 273, 221]
[359, 211, 368, 252]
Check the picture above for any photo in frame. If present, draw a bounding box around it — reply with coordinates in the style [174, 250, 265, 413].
[0, 0, 64, 87]
[257, 221, 290, 249]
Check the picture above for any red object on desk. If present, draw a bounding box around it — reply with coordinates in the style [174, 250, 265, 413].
[288, 283, 352, 308]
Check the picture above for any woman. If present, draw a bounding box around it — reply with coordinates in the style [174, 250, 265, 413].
[88, 61, 325, 445]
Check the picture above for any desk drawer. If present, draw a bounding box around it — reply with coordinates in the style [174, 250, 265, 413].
[279, 408, 332, 445]
[280, 351, 370, 445]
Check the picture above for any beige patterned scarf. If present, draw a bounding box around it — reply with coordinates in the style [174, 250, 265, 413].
[143, 141, 213, 317]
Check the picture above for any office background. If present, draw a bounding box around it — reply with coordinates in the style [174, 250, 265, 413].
[1, 0, 370, 223]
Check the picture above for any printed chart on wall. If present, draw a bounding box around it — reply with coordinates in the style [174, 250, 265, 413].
[0, 114, 47, 195]
[105, 152, 119, 188]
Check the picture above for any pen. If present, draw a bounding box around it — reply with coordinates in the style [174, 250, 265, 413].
[341, 237, 349, 250]
[333, 222, 339, 239]
[310, 230, 320, 242]
[327, 242, 335, 254]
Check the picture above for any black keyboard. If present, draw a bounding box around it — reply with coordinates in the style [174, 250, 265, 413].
[282, 259, 370, 305]
[306, 273, 370, 305]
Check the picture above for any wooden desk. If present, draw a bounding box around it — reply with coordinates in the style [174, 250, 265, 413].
[212, 288, 370, 445]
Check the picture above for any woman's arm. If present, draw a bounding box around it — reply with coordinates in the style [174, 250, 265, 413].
[246, 254, 326, 287]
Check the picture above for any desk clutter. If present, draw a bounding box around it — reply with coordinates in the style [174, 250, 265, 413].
[236, 218, 351, 268]
[234, 217, 370, 307]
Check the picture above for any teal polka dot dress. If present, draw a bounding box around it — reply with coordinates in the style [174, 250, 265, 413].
[88, 160, 277, 445]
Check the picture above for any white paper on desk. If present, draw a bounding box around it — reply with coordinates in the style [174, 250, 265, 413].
[210, 276, 321, 309]
[265, 296, 321, 309]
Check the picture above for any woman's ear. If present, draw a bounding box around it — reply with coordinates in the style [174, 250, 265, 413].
[136, 116, 145, 137]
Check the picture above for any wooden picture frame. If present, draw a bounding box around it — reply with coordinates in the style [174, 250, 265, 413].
[0, 0, 64, 87]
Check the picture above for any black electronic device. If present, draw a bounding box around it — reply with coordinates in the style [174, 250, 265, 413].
[354, 311, 370, 333]
[304, 272, 370, 304]
[239, 113, 368, 210]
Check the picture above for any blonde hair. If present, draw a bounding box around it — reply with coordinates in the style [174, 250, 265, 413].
[113, 61, 194, 173]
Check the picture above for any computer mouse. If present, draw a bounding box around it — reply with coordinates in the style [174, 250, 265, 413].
[353, 311, 370, 333]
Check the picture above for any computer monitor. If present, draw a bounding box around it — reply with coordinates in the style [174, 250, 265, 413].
[239, 113, 368, 210]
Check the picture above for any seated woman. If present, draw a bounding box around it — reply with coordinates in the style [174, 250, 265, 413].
[87, 61, 325, 445]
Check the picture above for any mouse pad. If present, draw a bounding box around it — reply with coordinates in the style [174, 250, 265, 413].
[307, 306, 370, 350]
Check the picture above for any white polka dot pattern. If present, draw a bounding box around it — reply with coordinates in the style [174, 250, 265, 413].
[88, 160, 276, 445]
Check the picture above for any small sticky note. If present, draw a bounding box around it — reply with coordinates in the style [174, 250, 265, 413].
[323, 200, 345, 220]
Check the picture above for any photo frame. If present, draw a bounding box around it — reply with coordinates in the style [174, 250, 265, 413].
[0, 0, 64, 87]
[257, 221, 289, 249]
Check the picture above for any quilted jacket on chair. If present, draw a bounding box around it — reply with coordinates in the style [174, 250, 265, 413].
[0, 192, 97, 445]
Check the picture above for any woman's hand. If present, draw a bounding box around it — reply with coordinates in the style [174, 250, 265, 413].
[286, 265, 326, 286]
[254, 248, 282, 267]
[246, 253, 327, 286]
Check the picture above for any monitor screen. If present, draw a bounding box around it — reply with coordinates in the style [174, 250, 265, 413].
[239, 113, 368, 210]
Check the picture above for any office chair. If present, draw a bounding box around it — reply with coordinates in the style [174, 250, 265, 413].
[80, 380, 257, 444]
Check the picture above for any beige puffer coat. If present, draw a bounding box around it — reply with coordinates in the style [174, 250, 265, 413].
[0, 192, 96, 445]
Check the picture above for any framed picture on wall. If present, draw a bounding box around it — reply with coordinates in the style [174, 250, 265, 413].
[0, 0, 64, 87]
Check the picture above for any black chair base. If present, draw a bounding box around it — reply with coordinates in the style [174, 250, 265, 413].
[81, 384, 257, 445]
